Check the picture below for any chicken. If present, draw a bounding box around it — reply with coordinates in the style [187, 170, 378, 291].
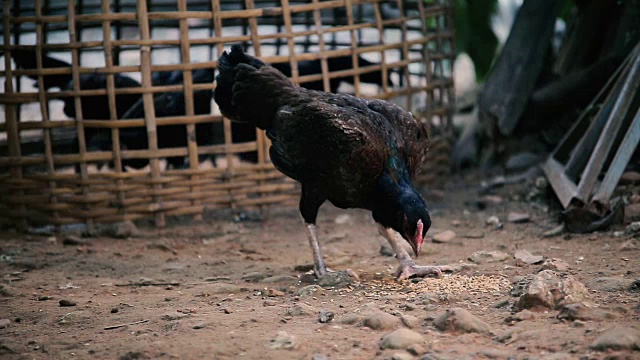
[87, 68, 216, 170]
[232, 55, 394, 164]
[214, 45, 449, 281]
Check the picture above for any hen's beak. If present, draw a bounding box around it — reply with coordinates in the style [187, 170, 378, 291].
[411, 219, 425, 257]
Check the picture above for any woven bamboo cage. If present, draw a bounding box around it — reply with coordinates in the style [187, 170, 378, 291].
[0, 0, 455, 230]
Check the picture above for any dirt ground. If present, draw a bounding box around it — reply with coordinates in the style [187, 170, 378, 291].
[0, 175, 638, 360]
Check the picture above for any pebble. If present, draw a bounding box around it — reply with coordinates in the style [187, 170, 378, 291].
[268, 289, 285, 297]
[297, 285, 323, 296]
[111, 308, 119, 314]
[207, 283, 244, 294]
[391, 353, 414, 360]
[63, 236, 87, 246]
[486, 216, 501, 226]
[269, 331, 299, 350]
[508, 212, 530, 223]
[542, 224, 565, 238]
[434, 308, 491, 334]
[400, 315, 420, 329]
[192, 323, 211, 330]
[317, 271, 352, 288]
[492, 299, 510, 308]
[556, 303, 617, 321]
[432, 230, 456, 243]
[504, 310, 536, 323]
[311, 354, 328, 360]
[242, 272, 266, 282]
[514, 249, 544, 266]
[590, 326, 639, 351]
[363, 311, 401, 330]
[379, 328, 424, 350]
[59, 299, 77, 307]
[586, 277, 635, 292]
[263, 300, 277, 307]
[380, 244, 395, 257]
[286, 303, 316, 316]
[318, 311, 334, 323]
[539, 258, 570, 272]
[0, 319, 11, 329]
[334, 214, 352, 225]
[261, 275, 298, 284]
[104, 221, 138, 239]
[38, 295, 52, 301]
[514, 270, 587, 310]
[0, 285, 16, 297]
[468, 250, 509, 264]
[160, 312, 188, 321]
[340, 313, 361, 325]
[407, 343, 426, 356]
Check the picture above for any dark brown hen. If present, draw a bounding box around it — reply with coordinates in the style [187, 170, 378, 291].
[214, 45, 449, 281]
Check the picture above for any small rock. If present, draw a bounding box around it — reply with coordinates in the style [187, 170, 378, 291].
[495, 327, 524, 343]
[223, 308, 233, 314]
[539, 258, 570, 272]
[542, 224, 565, 238]
[514, 249, 544, 266]
[63, 236, 87, 246]
[504, 309, 536, 323]
[627, 221, 640, 233]
[468, 250, 509, 264]
[432, 230, 456, 243]
[286, 303, 316, 317]
[317, 271, 352, 288]
[590, 326, 639, 351]
[334, 214, 352, 225]
[207, 283, 244, 294]
[111, 308, 119, 314]
[59, 299, 77, 307]
[242, 272, 266, 282]
[434, 308, 491, 334]
[269, 331, 299, 350]
[0, 319, 11, 329]
[556, 303, 617, 321]
[261, 275, 298, 284]
[400, 315, 420, 329]
[363, 311, 401, 330]
[391, 353, 414, 360]
[379, 328, 424, 350]
[619, 239, 638, 251]
[0, 285, 16, 297]
[407, 343, 426, 356]
[340, 313, 361, 325]
[486, 216, 501, 226]
[263, 300, 277, 307]
[492, 299, 510, 308]
[318, 311, 334, 323]
[586, 277, 635, 292]
[514, 270, 588, 310]
[160, 312, 188, 321]
[192, 323, 210, 330]
[105, 221, 138, 239]
[380, 244, 395, 257]
[508, 212, 530, 223]
[268, 289, 285, 297]
[297, 285, 323, 296]
[311, 354, 328, 360]
[38, 295, 52, 301]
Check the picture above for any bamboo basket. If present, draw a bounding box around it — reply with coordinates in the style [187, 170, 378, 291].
[0, 0, 455, 230]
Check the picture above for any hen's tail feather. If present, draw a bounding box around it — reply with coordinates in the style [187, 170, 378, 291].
[2, 49, 72, 90]
[214, 44, 298, 129]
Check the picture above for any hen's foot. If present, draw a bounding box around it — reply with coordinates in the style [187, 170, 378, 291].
[395, 262, 452, 280]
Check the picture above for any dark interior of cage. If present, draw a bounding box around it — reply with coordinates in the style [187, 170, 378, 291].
[0, 0, 447, 176]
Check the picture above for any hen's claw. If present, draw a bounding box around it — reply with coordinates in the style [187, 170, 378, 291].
[395, 262, 451, 280]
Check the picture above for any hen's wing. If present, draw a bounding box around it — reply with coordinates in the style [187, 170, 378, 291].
[269, 94, 389, 198]
[365, 99, 430, 179]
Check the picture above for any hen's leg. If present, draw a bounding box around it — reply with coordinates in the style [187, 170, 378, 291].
[377, 224, 452, 280]
[303, 220, 328, 277]
[299, 185, 329, 278]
